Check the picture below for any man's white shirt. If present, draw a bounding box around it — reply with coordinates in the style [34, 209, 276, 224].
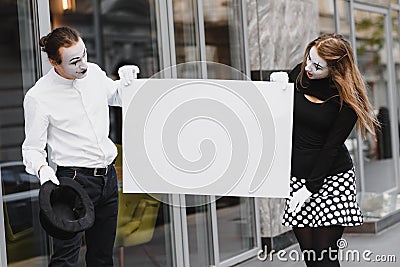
[22, 62, 122, 176]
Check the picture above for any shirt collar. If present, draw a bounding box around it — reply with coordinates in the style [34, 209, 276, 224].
[49, 68, 75, 86]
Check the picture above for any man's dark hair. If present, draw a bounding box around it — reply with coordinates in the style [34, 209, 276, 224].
[39, 26, 80, 64]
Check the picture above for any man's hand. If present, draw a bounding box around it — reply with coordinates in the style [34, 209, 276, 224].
[288, 186, 312, 214]
[118, 65, 140, 86]
[39, 165, 60, 185]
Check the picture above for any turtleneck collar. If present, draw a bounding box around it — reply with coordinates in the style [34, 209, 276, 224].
[49, 67, 75, 86]
[289, 63, 339, 101]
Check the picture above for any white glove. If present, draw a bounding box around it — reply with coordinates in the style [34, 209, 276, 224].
[38, 166, 60, 185]
[118, 65, 140, 86]
[288, 186, 312, 214]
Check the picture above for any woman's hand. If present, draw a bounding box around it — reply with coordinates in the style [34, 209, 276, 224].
[288, 186, 312, 214]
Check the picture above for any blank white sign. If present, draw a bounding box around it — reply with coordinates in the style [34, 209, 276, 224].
[122, 79, 293, 198]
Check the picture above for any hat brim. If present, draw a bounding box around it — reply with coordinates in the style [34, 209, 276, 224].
[39, 177, 94, 240]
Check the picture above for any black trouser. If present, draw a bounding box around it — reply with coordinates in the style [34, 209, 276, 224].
[50, 165, 119, 267]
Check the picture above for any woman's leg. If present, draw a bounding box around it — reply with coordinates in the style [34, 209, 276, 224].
[293, 227, 316, 267]
[312, 226, 345, 267]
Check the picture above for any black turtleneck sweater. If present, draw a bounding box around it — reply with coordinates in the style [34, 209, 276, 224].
[289, 63, 357, 193]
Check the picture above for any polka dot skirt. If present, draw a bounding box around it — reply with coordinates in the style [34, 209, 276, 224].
[282, 168, 363, 227]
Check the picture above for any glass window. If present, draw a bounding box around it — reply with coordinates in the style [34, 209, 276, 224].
[203, 0, 246, 79]
[203, 0, 257, 262]
[337, 0, 352, 37]
[354, 9, 397, 192]
[394, 10, 400, 173]
[173, 0, 202, 78]
[0, 0, 38, 163]
[393, 8, 400, 194]
[172, 1, 257, 264]
[318, 0, 336, 34]
[216, 196, 256, 261]
[186, 195, 214, 266]
[0, 1, 47, 265]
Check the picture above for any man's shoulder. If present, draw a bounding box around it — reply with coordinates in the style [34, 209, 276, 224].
[25, 70, 54, 99]
[27, 77, 47, 95]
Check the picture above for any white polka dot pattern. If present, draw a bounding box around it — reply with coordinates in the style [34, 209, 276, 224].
[282, 168, 363, 227]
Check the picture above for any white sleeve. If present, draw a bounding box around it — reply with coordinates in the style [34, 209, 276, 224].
[95, 65, 123, 107]
[22, 95, 49, 177]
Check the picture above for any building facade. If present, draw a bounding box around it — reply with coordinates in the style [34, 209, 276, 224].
[1, 0, 400, 266]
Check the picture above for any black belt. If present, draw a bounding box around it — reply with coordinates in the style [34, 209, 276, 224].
[58, 165, 112, 177]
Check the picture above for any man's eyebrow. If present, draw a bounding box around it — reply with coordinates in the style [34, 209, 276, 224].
[69, 49, 86, 62]
[69, 56, 80, 62]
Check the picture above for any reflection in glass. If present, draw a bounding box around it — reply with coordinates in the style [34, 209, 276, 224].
[0, 0, 38, 163]
[216, 197, 256, 261]
[173, 0, 201, 78]
[186, 195, 214, 267]
[203, 0, 246, 79]
[318, 0, 336, 34]
[114, 197, 173, 267]
[2, 163, 48, 265]
[202, 0, 257, 261]
[0, 0, 49, 265]
[393, 10, 400, 166]
[337, 0, 352, 37]
[354, 9, 396, 192]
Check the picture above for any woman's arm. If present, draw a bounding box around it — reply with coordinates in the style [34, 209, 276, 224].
[305, 104, 358, 193]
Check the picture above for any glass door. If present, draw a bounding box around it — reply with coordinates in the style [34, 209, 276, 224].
[392, 4, 400, 195]
[351, 3, 399, 194]
[0, 1, 48, 266]
[170, 0, 259, 266]
[202, 1, 258, 265]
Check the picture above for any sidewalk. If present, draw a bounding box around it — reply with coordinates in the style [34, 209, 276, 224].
[237, 222, 400, 266]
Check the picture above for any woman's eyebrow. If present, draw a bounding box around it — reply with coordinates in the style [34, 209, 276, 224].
[314, 62, 323, 68]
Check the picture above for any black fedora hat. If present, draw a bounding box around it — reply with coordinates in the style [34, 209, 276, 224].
[39, 177, 94, 240]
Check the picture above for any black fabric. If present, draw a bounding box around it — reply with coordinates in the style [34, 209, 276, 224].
[289, 63, 357, 193]
[39, 177, 95, 240]
[293, 226, 345, 267]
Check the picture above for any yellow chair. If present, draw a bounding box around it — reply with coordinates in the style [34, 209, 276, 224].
[115, 192, 160, 247]
[114, 144, 161, 266]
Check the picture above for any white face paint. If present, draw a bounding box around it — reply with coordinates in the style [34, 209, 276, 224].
[54, 38, 88, 80]
[305, 46, 329, 80]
